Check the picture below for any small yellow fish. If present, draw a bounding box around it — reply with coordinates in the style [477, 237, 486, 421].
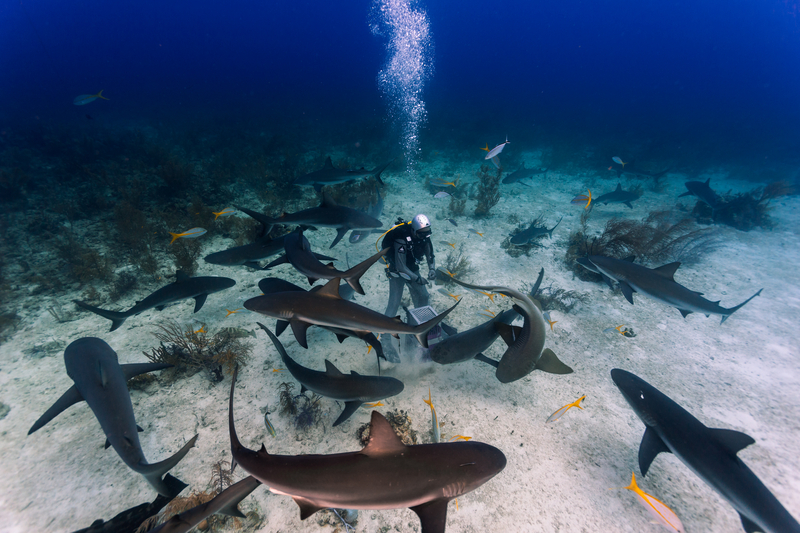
[612, 156, 628, 168]
[264, 412, 277, 438]
[604, 325, 635, 337]
[439, 268, 456, 278]
[213, 207, 236, 219]
[431, 178, 457, 187]
[272, 369, 285, 373]
[225, 308, 243, 317]
[363, 402, 384, 408]
[480, 143, 490, 152]
[449, 435, 472, 442]
[169, 227, 207, 244]
[439, 241, 456, 249]
[570, 189, 592, 210]
[477, 290, 496, 303]
[482, 308, 496, 317]
[543, 311, 557, 331]
[616, 472, 685, 532]
[546, 395, 585, 423]
[423, 388, 440, 443]
[73, 90, 109, 105]
[193, 326, 207, 334]
[468, 228, 484, 237]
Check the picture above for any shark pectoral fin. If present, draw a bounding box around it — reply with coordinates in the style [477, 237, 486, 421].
[411, 500, 449, 533]
[244, 261, 262, 270]
[28, 385, 85, 434]
[711, 428, 756, 456]
[600, 273, 616, 290]
[495, 323, 523, 346]
[293, 496, 325, 520]
[137, 425, 144, 432]
[264, 254, 289, 269]
[193, 293, 208, 313]
[330, 228, 349, 248]
[678, 191, 691, 198]
[275, 320, 290, 337]
[333, 401, 362, 427]
[534, 349, 573, 374]
[290, 320, 311, 349]
[652, 262, 681, 280]
[324, 360, 344, 376]
[639, 427, 670, 476]
[624, 202, 633, 209]
[739, 513, 761, 533]
[362, 411, 406, 455]
[619, 282, 635, 304]
[121, 362, 173, 380]
[218, 477, 261, 518]
[474, 353, 500, 368]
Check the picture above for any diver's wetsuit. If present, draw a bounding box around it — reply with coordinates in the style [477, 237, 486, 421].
[381, 222, 436, 318]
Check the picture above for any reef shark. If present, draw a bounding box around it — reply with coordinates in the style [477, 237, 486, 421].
[236, 190, 383, 248]
[258, 323, 404, 426]
[509, 217, 562, 245]
[73, 271, 236, 331]
[293, 157, 393, 192]
[612, 369, 800, 533]
[578, 255, 762, 324]
[228, 367, 506, 532]
[428, 308, 518, 366]
[445, 273, 572, 383]
[679, 178, 720, 209]
[257, 278, 385, 368]
[501, 164, 546, 186]
[28, 337, 198, 497]
[147, 476, 261, 533]
[245, 277, 459, 348]
[595, 183, 641, 209]
[203, 234, 286, 269]
[265, 229, 387, 295]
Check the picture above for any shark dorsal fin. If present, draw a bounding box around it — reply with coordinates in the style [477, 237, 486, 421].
[316, 278, 342, 299]
[321, 190, 338, 208]
[704, 178, 711, 185]
[711, 428, 755, 456]
[323, 156, 334, 169]
[653, 262, 681, 280]
[362, 411, 405, 456]
[324, 360, 344, 376]
[615, 183, 622, 191]
[175, 270, 189, 282]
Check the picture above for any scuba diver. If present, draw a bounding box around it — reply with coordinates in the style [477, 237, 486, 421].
[381, 214, 437, 317]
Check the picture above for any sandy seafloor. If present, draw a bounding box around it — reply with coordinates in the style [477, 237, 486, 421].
[1, 151, 799, 533]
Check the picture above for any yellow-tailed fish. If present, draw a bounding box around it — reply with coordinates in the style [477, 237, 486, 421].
[225, 308, 243, 317]
[264, 411, 277, 438]
[449, 435, 472, 441]
[480, 143, 490, 153]
[213, 207, 236, 219]
[484, 137, 510, 160]
[193, 326, 207, 334]
[363, 402, 384, 408]
[437, 288, 460, 301]
[481, 308, 496, 317]
[477, 290, 496, 303]
[439, 268, 456, 278]
[570, 189, 592, 209]
[604, 324, 632, 336]
[439, 241, 456, 249]
[423, 388, 441, 443]
[272, 369, 285, 373]
[612, 156, 627, 168]
[73, 90, 109, 106]
[543, 311, 557, 331]
[616, 472, 685, 532]
[168, 227, 207, 244]
[468, 228, 484, 237]
[546, 395, 585, 423]
[431, 178, 457, 187]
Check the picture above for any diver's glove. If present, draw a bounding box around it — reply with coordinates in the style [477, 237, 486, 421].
[428, 268, 436, 281]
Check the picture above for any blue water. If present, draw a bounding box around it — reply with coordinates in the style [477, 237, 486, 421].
[3, 0, 799, 166]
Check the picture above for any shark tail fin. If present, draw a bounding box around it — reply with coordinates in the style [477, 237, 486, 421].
[721, 288, 763, 324]
[412, 300, 460, 348]
[342, 247, 389, 295]
[137, 434, 198, 497]
[73, 300, 129, 331]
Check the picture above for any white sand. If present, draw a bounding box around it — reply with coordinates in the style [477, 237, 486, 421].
[1, 162, 798, 533]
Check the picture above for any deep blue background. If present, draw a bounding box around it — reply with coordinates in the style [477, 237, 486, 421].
[2, 0, 799, 160]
